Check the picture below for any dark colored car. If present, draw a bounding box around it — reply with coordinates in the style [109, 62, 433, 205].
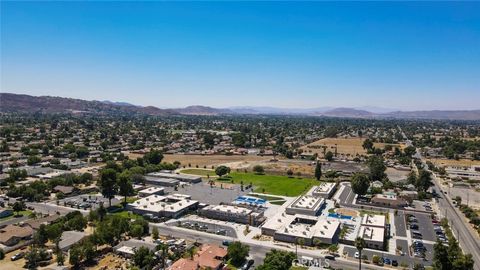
[240, 259, 254, 270]
[392, 260, 399, 267]
[325, 255, 335, 261]
[222, 240, 231, 246]
[410, 224, 419, 230]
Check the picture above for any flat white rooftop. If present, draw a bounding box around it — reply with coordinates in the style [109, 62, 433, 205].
[139, 187, 164, 195]
[310, 182, 336, 194]
[288, 196, 324, 210]
[361, 214, 386, 228]
[129, 194, 197, 213]
[202, 204, 253, 216]
[359, 226, 384, 243]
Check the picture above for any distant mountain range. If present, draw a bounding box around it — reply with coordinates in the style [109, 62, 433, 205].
[1, 93, 479, 120]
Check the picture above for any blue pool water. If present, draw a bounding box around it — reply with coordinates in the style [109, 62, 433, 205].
[234, 196, 266, 206]
[328, 213, 353, 220]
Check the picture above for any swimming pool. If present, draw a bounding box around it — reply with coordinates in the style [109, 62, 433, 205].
[234, 196, 266, 206]
[328, 213, 353, 220]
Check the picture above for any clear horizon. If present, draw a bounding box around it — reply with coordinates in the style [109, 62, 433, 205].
[1, 2, 480, 110]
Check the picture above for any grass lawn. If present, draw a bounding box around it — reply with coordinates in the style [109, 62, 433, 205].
[249, 194, 287, 205]
[111, 210, 143, 220]
[291, 266, 308, 270]
[217, 172, 318, 197]
[180, 168, 215, 177]
[125, 196, 138, 203]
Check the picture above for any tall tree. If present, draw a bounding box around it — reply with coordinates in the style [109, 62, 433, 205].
[227, 241, 250, 266]
[362, 139, 374, 150]
[117, 172, 134, 205]
[325, 151, 334, 162]
[256, 249, 296, 270]
[215, 165, 229, 177]
[99, 168, 118, 207]
[416, 169, 433, 192]
[355, 237, 366, 270]
[314, 162, 322, 181]
[351, 173, 370, 196]
[366, 155, 387, 181]
[144, 149, 163, 165]
[433, 240, 451, 270]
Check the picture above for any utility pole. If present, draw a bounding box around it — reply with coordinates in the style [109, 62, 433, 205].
[467, 191, 470, 207]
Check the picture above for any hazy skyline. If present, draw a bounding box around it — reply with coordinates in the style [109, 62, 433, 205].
[1, 2, 479, 110]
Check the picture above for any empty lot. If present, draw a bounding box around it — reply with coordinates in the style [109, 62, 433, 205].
[300, 137, 400, 157]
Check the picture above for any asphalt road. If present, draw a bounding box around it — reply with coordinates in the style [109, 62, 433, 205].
[343, 245, 431, 268]
[151, 223, 387, 270]
[405, 128, 480, 270]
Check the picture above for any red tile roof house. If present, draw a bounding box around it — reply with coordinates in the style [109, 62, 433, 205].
[169, 244, 227, 270]
[169, 258, 199, 270]
[194, 244, 228, 270]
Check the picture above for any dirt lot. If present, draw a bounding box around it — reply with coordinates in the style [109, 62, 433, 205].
[427, 158, 480, 167]
[163, 154, 271, 168]
[386, 167, 410, 182]
[88, 253, 129, 270]
[0, 250, 27, 270]
[300, 137, 400, 157]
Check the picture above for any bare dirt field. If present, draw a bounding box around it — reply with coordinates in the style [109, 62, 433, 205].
[174, 155, 367, 178]
[427, 158, 480, 167]
[300, 137, 400, 157]
[448, 187, 480, 209]
[88, 253, 129, 270]
[0, 250, 26, 270]
[336, 208, 359, 217]
[163, 154, 271, 168]
[386, 167, 410, 182]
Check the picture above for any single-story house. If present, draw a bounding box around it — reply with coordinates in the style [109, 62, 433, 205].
[0, 225, 34, 246]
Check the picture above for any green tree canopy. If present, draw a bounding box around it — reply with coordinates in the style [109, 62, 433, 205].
[215, 165, 230, 177]
[351, 173, 370, 196]
[227, 241, 250, 266]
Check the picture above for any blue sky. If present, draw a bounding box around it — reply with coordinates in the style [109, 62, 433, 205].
[1, 2, 479, 110]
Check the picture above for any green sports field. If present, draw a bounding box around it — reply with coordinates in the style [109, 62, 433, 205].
[217, 172, 318, 197]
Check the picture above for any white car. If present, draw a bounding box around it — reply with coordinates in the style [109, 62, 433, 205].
[354, 252, 360, 259]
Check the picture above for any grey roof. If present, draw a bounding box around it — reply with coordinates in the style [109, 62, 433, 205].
[59, 231, 86, 251]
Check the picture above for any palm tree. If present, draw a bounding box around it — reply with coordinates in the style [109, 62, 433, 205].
[355, 237, 366, 270]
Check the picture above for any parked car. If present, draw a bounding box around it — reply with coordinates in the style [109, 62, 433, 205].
[413, 234, 423, 239]
[11, 252, 25, 261]
[410, 224, 419, 230]
[325, 255, 335, 261]
[354, 251, 360, 259]
[222, 240, 231, 246]
[383, 258, 392, 265]
[392, 260, 399, 266]
[240, 259, 254, 270]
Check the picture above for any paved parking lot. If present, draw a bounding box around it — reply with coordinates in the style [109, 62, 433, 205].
[407, 212, 437, 242]
[396, 239, 409, 255]
[57, 194, 120, 210]
[394, 210, 407, 237]
[337, 184, 356, 205]
[343, 246, 431, 268]
[164, 182, 248, 205]
[170, 219, 237, 238]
